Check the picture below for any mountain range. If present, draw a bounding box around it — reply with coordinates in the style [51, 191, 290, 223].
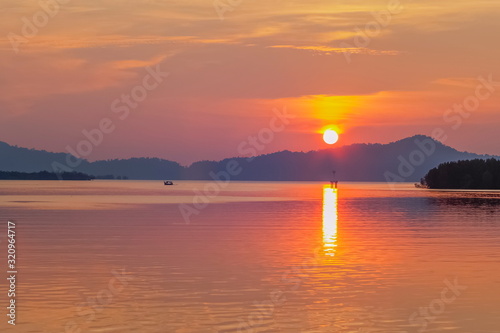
[0, 135, 496, 182]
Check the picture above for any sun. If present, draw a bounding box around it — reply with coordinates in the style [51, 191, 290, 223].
[323, 129, 339, 145]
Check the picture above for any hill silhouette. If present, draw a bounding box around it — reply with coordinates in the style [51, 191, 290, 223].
[0, 135, 495, 181]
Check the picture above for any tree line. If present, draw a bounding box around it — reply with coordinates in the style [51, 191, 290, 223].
[0, 171, 126, 180]
[421, 158, 500, 189]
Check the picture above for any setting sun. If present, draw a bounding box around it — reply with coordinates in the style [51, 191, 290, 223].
[323, 129, 339, 145]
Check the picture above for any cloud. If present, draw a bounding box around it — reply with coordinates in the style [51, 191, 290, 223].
[268, 44, 403, 57]
[1, 0, 500, 162]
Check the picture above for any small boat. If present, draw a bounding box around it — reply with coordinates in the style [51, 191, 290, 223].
[164, 181, 174, 185]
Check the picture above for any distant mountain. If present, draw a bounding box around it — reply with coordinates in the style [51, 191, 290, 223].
[0, 141, 182, 180]
[181, 135, 496, 182]
[0, 135, 496, 182]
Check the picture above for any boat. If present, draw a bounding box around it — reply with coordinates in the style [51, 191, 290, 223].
[164, 181, 174, 185]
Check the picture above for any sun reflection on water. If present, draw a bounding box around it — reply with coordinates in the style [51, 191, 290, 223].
[322, 186, 338, 256]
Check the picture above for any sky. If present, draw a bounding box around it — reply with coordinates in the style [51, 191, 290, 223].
[1, 0, 499, 165]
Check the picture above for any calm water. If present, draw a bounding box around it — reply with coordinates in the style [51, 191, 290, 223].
[0, 181, 499, 332]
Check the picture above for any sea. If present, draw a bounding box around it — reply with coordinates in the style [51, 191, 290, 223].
[0, 180, 499, 332]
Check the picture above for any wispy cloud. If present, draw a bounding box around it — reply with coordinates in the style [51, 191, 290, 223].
[269, 44, 403, 57]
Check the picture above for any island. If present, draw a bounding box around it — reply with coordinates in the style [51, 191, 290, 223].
[420, 158, 500, 189]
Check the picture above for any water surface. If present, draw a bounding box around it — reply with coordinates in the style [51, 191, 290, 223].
[0, 181, 499, 332]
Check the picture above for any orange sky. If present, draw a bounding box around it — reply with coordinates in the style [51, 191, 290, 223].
[1, 0, 499, 164]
